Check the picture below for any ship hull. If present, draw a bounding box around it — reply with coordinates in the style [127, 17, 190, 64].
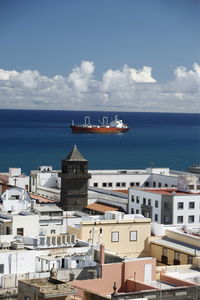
[70, 125, 129, 134]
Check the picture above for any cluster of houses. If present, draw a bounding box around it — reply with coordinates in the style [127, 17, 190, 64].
[0, 145, 199, 300]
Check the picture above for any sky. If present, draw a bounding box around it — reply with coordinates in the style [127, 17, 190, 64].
[0, 0, 199, 113]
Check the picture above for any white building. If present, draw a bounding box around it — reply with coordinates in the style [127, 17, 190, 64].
[0, 187, 35, 213]
[0, 168, 29, 190]
[128, 175, 200, 230]
[33, 205, 67, 235]
[0, 238, 97, 290]
[0, 212, 39, 236]
[29, 166, 179, 201]
[89, 167, 178, 190]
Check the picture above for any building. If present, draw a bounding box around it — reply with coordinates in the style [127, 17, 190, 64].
[29, 167, 179, 201]
[58, 145, 91, 211]
[150, 228, 200, 266]
[70, 253, 200, 300]
[68, 211, 151, 258]
[18, 277, 75, 300]
[89, 167, 178, 190]
[128, 175, 200, 229]
[0, 168, 29, 190]
[33, 205, 67, 235]
[0, 187, 35, 213]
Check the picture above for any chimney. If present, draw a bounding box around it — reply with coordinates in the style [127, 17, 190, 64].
[100, 244, 105, 265]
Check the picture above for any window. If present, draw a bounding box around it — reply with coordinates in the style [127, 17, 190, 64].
[102, 182, 107, 187]
[188, 215, 194, 223]
[24, 297, 31, 300]
[158, 182, 161, 187]
[122, 182, 126, 187]
[155, 201, 158, 208]
[153, 181, 156, 187]
[130, 182, 134, 187]
[0, 264, 4, 274]
[131, 196, 134, 202]
[187, 256, 193, 264]
[136, 182, 140, 187]
[111, 232, 119, 242]
[177, 216, 183, 223]
[116, 182, 120, 187]
[108, 182, 112, 187]
[165, 183, 168, 187]
[154, 214, 158, 221]
[143, 198, 146, 205]
[51, 230, 56, 234]
[148, 199, 151, 205]
[93, 183, 98, 187]
[130, 231, 137, 241]
[136, 209, 139, 214]
[17, 228, 24, 236]
[136, 196, 140, 203]
[145, 182, 149, 187]
[189, 202, 195, 209]
[188, 185, 194, 189]
[177, 202, 184, 209]
[131, 208, 134, 214]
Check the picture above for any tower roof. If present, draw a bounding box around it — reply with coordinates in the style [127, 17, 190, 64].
[65, 145, 87, 161]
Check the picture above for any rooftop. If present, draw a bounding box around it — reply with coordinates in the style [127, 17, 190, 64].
[20, 277, 75, 297]
[85, 202, 121, 213]
[140, 188, 200, 195]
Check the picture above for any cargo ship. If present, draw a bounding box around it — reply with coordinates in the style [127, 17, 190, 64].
[70, 115, 129, 134]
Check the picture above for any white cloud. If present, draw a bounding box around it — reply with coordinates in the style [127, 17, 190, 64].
[0, 62, 199, 112]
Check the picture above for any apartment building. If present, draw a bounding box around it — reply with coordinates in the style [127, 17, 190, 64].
[128, 175, 200, 228]
[68, 211, 151, 258]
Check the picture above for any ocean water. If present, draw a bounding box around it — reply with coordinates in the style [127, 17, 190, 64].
[0, 109, 199, 175]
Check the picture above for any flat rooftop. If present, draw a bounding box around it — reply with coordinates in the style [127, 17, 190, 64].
[20, 277, 75, 297]
[140, 189, 200, 195]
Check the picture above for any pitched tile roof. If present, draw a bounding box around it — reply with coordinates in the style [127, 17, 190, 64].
[85, 202, 120, 213]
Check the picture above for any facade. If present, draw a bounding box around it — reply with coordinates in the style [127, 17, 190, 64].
[150, 229, 200, 266]
[68, 211, 151, 257]
[0, 187, 35, 213]
[128, 176, 200, 228]
[0, 212, 39, 236]
[0, 168, 29, 190]
[89, 167, 178, 190]
[33, 205, 67, 235]
[58, 145, 91, 211]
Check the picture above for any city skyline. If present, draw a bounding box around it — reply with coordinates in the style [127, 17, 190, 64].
[0, 0, 199, 113]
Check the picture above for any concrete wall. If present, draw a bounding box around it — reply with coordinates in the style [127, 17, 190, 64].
[12, 215, 39, 236]
[69, 219, 151, 257]
[128, 189, 162, 223]
[173, 194, 200, 227]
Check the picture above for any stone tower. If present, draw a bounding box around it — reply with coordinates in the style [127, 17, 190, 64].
[58, 145, 91, 211]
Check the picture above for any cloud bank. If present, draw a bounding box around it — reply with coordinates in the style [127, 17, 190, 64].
[0, 61, 199, 113]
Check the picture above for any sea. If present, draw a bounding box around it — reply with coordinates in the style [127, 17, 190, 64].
[0, 109, 199, 175]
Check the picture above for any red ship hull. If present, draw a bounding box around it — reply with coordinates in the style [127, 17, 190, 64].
[70, 125, 129, 134]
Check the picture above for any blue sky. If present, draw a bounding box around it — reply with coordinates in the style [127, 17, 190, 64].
[0, 0, 199, 112]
